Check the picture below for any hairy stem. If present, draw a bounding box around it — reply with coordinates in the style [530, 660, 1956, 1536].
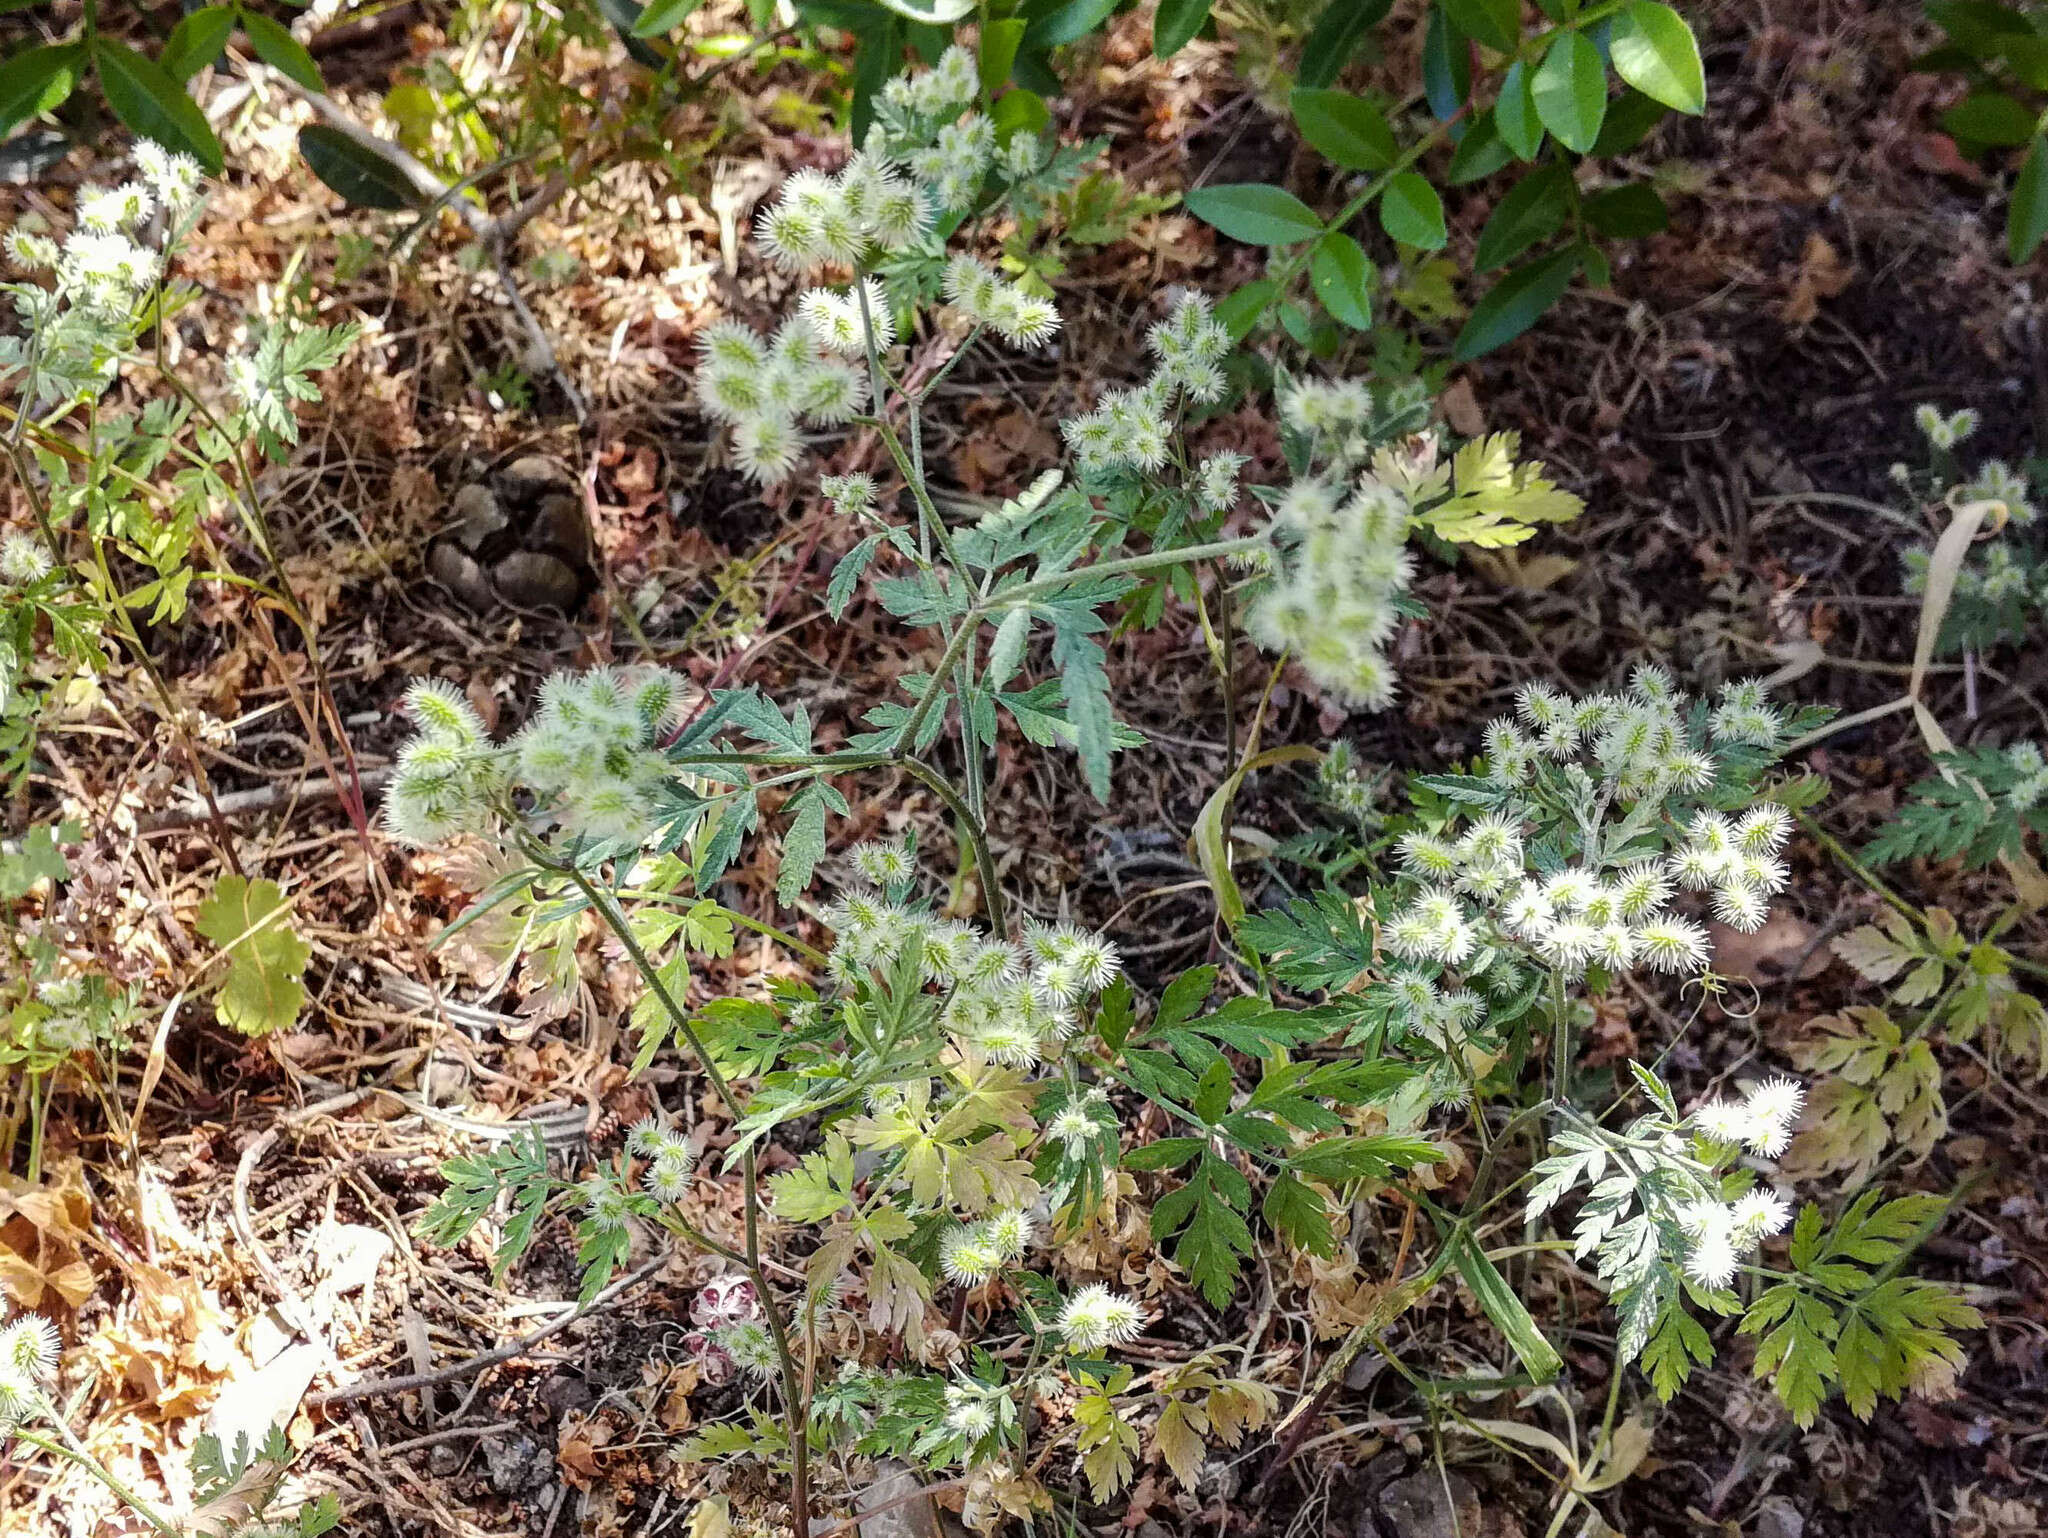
[557, 862, 812, 1538]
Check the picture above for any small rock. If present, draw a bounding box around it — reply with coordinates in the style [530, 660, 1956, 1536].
[427, 542, 495, 609]
[501, 455, 579, 499]
[448, 484, 507, 551]
[1376, 1468, 1480, 1538]
[485, 1432, 550, 1495]
[857, 1459, 940, 1538]
[533, 492, 592, 565]
[428, 1443, 463, 1476]
[493, 550, 581, 610]
[1755, 1496, 1804, 1538]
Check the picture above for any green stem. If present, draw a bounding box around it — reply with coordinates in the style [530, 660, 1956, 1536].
[557, 861, 812, 1538]
[889, 533, 1269, 756]
[11, 1421, 176, 1536]
[900, 758, 1006, 935]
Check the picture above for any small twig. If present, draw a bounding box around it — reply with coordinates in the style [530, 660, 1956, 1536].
[379, 1421, 520, 1458]
[306, 1252, 669, 1409]
[144, 766, 395, 831]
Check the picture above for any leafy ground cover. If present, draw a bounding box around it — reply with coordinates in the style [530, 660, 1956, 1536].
[2, 3, 2047, 1538]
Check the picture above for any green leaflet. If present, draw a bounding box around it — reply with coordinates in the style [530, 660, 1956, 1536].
[194, 875, 309, 1036]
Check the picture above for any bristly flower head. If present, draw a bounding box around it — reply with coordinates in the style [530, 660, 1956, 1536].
[1245, 470, 1412, 711]
[0, 1312, 59, 1422]
[1055, 1284, 1146, 1352]
[1691, 1077, 1804, 1158]
[0, 533, 52, 586]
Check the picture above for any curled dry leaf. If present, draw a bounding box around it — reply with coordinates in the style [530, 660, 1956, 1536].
[0, 1160, 99, 1311]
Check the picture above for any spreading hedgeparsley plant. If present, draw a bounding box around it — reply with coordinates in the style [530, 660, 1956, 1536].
[0, 146, 358, 789]
[1240, 669, 1979, 1430]
[384, 45, 1612, 1533]
[391, 657, 1438, 1523]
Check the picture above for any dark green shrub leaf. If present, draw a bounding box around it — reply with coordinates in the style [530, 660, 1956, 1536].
[1310, 231, 1376, 329]
[1532, 30, 1607, 153]
[2010, 133, 2048, 262]
[1591, 88, 1670, 155]
[1494, 58, 1544, 159]
[1941, 90, 2039, 146]
[1217, 277, 1280, 338]
[1446, 111, 1513, 183]
[1023, 0, 1120, 51]
[1422, 4, 1471, 120]
[633, 0, 705, 33]
[1154, 0, 1214, 57]
[92, 38, 223, 172]
[1583, 182, 1669, 237]
[0, 42, 83, 138]
[1291, 87, 1397, 171]
[1378, 171, 1446, 249]
[1297, 0, 1394, 89]
[1441, 0, 1518, 52]
[1926, 0, 2033, 53]
[595, 0, 666, 65]
[1997, 35, 2048, 91]
[1187, 182, 1325, 245]
[1453, 245, 1581, 359]
[990, 87, 1050, 139]
[299, 124, 422, 209]
[1610, 0, 1706, 115]
[979, 17, 1027, 90]
[160, 7, 234, 82]
[241, 10, 325, 91]
[1474, 164, 1569, 271]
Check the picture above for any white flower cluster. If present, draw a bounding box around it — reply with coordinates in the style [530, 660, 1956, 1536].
[1055, 1283, 1146, 1352]
[0, 1312, 59, 1424]
[2006, 742, 2048, 812]
[1677, 1080, 1803, 1286]
[1914, 403, 1978, 452]
[1317, 741, 1382, 829]
[1043, 1087, 1115, 1151]
[1, 146, 203, 408]
[1680, 1187, 1793, 1289]
[695, 315, 870, 485]
[510, 667, 686, 844]
[1905, 537, 2045, 609]
[823, 863, 1122, 1069]
[1277, 374, 1433, 478]
[756, 162, 931, 276]
[940, 255, 1061, 350]
[939, 1207, 1035, 1283]
[0, 533, 51, 587]
[1961, 458, 2037, 524]
[942, 1379, 1012, 1441]
[865, 45, 1056, 216]
[1690, 1076, 1804, 1158]
[382, 678, 502, 845]
[821, 472, 878, 518]
[715, 1317, 780, 1379]
[1194, 450, 1248, 515]
[697, 48, 1073, 485]
[1384, 674, 1794, 999]
[1244, 473, 1412, 710]
[383, 666, 689, 848]
[627, 1116, 699, 1204]
[1061, 293, 1231, 472]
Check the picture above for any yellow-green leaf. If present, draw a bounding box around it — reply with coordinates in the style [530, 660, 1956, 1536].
[194, 876, 309, 1035]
